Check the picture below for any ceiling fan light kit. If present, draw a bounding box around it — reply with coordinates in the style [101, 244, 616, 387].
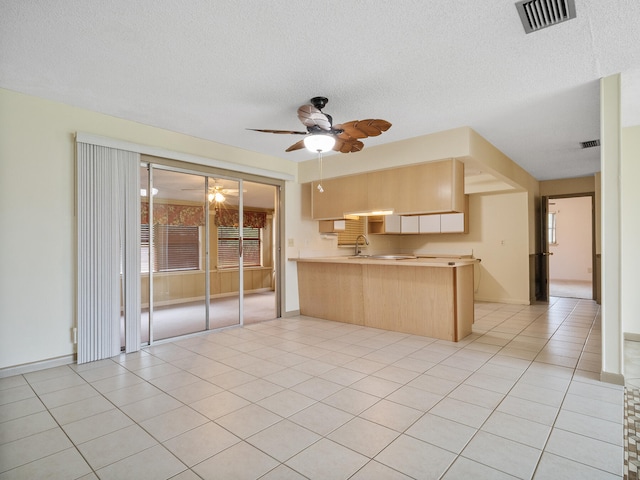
[303, 134, 335, 153]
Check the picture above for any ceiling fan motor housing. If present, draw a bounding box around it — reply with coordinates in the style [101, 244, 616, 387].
[310, 96, 329, 110]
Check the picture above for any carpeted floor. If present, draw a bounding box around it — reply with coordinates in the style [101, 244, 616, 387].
[122, 291, 277, 344]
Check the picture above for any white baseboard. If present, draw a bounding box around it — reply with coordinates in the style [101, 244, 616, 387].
[600, 371, 625, 386]
[0, 354, 76, 378]
[283, 310, 301, 317]
[473, 296, 531, 305]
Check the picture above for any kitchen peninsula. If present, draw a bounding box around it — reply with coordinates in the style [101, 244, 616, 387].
[294, 255, 477, 342]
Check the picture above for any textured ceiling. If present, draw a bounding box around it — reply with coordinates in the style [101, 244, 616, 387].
[1, 0, 639, 181]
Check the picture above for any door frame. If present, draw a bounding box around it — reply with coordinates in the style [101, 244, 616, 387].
[538, 193, 597, 301]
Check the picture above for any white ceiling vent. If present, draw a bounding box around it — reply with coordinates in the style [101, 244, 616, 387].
[516, 0, 576, 34]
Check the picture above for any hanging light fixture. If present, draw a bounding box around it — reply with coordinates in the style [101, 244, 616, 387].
[303, 134, 335, 153]
[304, 134, 335, 194]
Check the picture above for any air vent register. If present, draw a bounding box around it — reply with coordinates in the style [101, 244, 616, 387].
[516, 0, 576, 34]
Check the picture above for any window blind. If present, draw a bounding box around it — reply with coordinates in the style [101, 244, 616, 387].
[337, 217, 366, 246]
[218, 226, 261, 268]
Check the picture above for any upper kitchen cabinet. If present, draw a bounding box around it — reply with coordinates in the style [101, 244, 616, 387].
[311, 158, 465, 220]
[312, 174, 368, 220]
[369, 159, 465, 215]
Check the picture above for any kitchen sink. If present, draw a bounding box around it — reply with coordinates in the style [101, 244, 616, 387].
[349, 254, 417, 260]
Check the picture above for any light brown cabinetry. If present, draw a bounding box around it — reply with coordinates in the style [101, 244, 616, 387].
[295, 259, 474, 341]
[311, 159, 465, 220]
[318, 220, 346, 233]
[367, 159, 465, 215]
[311, 175, 368, 220]
[367, 215, 399, 234]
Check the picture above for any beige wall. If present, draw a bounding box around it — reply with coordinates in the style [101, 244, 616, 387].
[548, 196, 593, 282]
[0, 88, 296, 370]
[402, 192, 532, 304]
[540, 176, 595, 197]
[622, 125, 640, 335]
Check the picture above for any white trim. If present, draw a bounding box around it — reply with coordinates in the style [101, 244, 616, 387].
[75, 132, 295, 182]
[600, 371, 625, 386]
[0, 355, 76, 378]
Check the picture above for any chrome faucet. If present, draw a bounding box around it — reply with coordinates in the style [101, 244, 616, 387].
[354, 234, 369, 256]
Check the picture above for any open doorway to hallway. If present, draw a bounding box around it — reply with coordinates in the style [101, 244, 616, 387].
[547, 195, 594, 299]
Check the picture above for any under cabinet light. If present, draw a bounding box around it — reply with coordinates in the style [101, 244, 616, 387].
[346, 209, 394, 216]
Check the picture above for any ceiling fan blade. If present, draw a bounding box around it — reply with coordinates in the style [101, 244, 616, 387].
[333, 138, 364, 153]
[297, 105, 331, 131]
[285, 139, 306, 152]
[247, 128, 308, 135]
[335, 119, 392, 140]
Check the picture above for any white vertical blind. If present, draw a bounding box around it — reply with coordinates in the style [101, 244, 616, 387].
[118, 153, 141, 354]
[77, 143, 140, 363]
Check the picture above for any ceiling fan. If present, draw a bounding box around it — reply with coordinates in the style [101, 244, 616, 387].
[248, 96, 392, 153]
[182, 180, 241, 203]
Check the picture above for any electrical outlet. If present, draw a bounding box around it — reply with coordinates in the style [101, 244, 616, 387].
[287, 238, 294, 247]
[587, 267, 592, 273]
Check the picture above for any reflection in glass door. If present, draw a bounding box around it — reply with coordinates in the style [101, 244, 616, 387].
[241, 181, 278, 324]
[147, 168, 208, 341]
[208, 177, 242, 329]
[140, 165, 150, 344]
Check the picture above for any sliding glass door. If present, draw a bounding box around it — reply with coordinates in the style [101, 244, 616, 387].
[130, 163, 279, 347]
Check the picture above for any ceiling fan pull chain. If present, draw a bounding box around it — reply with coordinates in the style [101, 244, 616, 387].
[317, 151, 324, 193]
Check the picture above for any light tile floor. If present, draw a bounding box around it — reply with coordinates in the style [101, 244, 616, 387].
[0, 298, 624, 479]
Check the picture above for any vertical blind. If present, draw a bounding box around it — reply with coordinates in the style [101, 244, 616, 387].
[77, 142, 140, 363]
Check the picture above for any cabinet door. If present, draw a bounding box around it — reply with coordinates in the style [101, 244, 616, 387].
[318, 220, 346, 233]
[384, 215, 401, 233]
[419, 215, 441, 233]
[440, 213, 465, 233]
[401, 216, 420, 233]
[312, 175, 368, 219]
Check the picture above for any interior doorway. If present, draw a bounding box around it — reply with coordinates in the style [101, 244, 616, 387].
[545, 195, 595, 300]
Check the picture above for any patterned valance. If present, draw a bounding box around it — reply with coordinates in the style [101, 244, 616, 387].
[141, 202, 205, 226]
[215, 209, 267, 228]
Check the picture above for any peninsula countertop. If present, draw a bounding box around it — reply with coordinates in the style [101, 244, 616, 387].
[289, 254, 479, 268]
